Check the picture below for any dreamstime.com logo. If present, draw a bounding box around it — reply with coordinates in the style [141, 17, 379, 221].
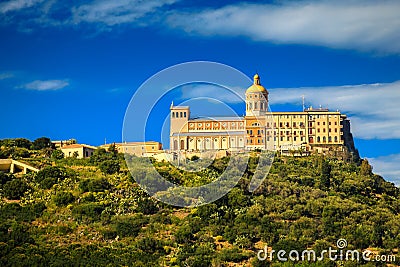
[257, 238, 396, 263]
[122, 61, 275, 207]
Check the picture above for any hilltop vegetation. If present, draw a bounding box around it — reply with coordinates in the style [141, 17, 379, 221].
[0, 138, 399, 266]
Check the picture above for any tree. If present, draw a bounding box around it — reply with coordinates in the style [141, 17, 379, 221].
[360, 159, 373, 176]
[51, 149, 64, 160]
[90, 148, 114, 163]
[32, 137, 52, 150]
[319, 160, 331, 190]
[11, 147, 30, 158]
[35, 166, 74, 189]
[3, 179, 29, 200]
[99, 160, 120, 174]
[14, 138, 32, 149]
[108, 143, 118, 156]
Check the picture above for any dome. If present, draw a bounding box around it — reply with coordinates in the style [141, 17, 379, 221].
[246, 73, 268, 94]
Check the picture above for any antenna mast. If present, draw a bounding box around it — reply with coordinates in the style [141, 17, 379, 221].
[301, 95, 305, 111]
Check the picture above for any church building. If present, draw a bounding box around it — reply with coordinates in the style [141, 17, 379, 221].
[170, 74, 356, 155]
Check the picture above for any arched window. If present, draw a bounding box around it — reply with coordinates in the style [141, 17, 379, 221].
[173, 140, 178, 150]
[323, 136, 326, 143]
[180, 140, 185, 149]
[254, 102, 258, 109]
[249, 102, 253, 109]
[317, 136, 320, 143]
[334, 136, 338, 142]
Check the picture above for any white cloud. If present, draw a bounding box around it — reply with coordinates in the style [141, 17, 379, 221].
[0, 72, 13, 80]
[0, 0, 43, 13]
[368, 154, 400, 186]
[269, 81, 400, 140]
[167, 1, 400, 54]
[71, 0, 177, 26]
[2, 1, 400, 54]
[22, 79, 69, 91]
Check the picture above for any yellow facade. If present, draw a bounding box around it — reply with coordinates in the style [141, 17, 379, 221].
[170, 74, 354, 154]
[101, 142, 163, 157]
[61, 144, 97, 158]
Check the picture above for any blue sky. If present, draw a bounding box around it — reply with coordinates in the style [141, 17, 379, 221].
[0, 0, 400, 184]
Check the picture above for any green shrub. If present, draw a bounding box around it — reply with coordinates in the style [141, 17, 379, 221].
[137, 198, 159, 215]
[0, 202, 46, 222]
[51, 150, 64, 160]
[136, 237, 163, 254]
[40, 177, 58, 189]
[35, 166, 74, 189]
[53, 191, 75, 206]
[102, 229, 118, 240]
[113, 214, 148, 238]
[0, 172, 13, 187]
[79, 178, 111, 193]
[3, 179, 29, 200]
[217, 247, 251, 263]
[99, 160, 120, 175]
[72, 203, 105, 222]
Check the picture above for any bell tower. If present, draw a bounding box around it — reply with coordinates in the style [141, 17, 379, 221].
[245, 74, 269, 117]
[170, 103, 190, 151]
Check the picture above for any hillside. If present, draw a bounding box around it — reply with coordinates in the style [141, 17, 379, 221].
[0, 140, 399, 266]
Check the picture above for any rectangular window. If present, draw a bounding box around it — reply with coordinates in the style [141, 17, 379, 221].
[293, 122, 296, 127]
[294, 137, 297, 141]
[280, 122, 283, 127]
[180, 112, 183, 117]
[184, 112, 187, 118]
[172, 112, 175, 118]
